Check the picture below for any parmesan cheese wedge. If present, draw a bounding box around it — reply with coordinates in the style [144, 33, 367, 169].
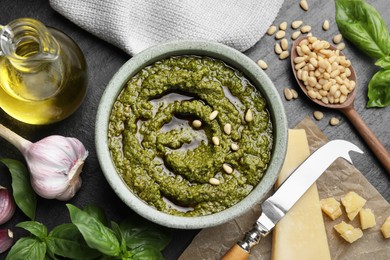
[272, 129, 331, 260]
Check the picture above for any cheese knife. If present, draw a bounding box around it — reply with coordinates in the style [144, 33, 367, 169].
[221, 139, 363, 260]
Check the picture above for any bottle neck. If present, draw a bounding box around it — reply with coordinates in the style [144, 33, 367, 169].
[0, 18, 60, 72]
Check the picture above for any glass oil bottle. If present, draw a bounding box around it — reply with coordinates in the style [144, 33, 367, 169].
[0, 18, 88, 124]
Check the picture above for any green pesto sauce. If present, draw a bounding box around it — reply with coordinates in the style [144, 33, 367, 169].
[108, 55, 273, 216]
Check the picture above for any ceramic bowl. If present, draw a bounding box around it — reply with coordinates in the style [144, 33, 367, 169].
[95, 40, 287, 229]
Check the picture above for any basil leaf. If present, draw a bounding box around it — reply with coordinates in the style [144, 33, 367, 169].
[335, 0, 390, 59]
[375, 56, 390, 69]
[47, 223, 102, 259]
[6, 237, 46, 260]
[111, 221, 128, 255]
[129, 245, 164, 260]
[367, 69, 390, 107]
[83, 204, 109, 227]
[120, 218, 171, 251]
[67, 204, 121, 256]
[16, 221, 47, 238]
[0, 158, 36, 220]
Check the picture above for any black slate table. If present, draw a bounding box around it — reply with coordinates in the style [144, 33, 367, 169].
[1, 1, 389, 259]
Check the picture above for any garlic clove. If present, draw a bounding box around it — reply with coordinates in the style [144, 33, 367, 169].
[0, 186, 16, 225]
[0, 124, 88, 201]
[25, 136, 88, 201]
[0, 229, 13, 253]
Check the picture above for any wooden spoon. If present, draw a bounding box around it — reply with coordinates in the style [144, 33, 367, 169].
[291, 36, 390, 174]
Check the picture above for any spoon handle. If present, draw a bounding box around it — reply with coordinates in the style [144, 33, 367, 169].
[341, 107, 390, 174]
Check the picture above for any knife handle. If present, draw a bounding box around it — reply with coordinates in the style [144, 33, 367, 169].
[221, 244, 249, 260]
[221, 221, 268, 260]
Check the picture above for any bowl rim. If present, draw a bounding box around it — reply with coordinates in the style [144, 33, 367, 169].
[95, 40, 287, 229]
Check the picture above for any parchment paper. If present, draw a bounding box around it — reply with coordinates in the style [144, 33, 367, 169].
[179, 117, 390, 260]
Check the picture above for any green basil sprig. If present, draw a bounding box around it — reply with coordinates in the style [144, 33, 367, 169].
[335, 0, 390, 108]
[67, 204, 121, 257]
[0, 158, 37, 220]
[367, 69, 390, 107]
[6, 204, 171, 260]
[6, 237, 46, 260]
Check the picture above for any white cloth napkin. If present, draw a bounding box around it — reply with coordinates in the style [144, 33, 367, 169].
[50, 0, 284, 55]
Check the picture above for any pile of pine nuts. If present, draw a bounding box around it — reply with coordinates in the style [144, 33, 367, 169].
[256, 0, 347, 126]
[293, 36, 355, 105]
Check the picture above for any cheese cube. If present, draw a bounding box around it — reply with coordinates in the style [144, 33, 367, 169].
[320, 197, 342, 220]
[341, 191, 366, 221]
[359, 208, 376, 230]
[380, 216, 390, 239]
[334, 221, 363, 243]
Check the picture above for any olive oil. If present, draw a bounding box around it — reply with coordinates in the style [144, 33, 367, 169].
[0, 19, 87, 125]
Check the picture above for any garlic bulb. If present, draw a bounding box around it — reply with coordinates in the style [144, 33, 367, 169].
[0, 229, 13, 253]
[0, 124, 88, 201]
[0, 186, 15, 225]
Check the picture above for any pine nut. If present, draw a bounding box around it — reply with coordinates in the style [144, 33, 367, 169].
[275, 30, 286, 40]
[330, 69, 340, 78]
[295, 61, 306, 70]
[209, 110, 219, 120]
[330, 117, 340, 126]
[294, 56, 306, 64]
[349, 80, 356, 90]
[192, 120, 202, 128]
[291, 31, 301, 40]
[313, 111, 324, 120]
[301, 25, 311, 33]
[292, 20, 303, 29]
[308, 89, 317, 99]
[308, 77, 317, 87]
[301, 44, 311, 54]
[224, 123, 232, 135]
[223, 163, 233, 174]
[300, 0, 309, 11]
[279, 51, 289, 60]
[323, 20, 330, 30]
[297, 69, 303, 80]
[209, 178, 220, 185]
[245, 109, 253, 122]
[267, 25, 277, 35]
[309, 57, 318, 67]
[337, 42, 346, 50]
[212, 136, 220, 146]
[291, 89, 299, 99]
[302, 70, 309, 81]
[329, 85, 338, 95]
[333, 34, 343, 44]
[323, 81, 332, 91]
[257, 59, 268, 70]
[284, 88, 293, 100]
[275, 43, 283, 54]
[280, 22, 288, 31]
[231, 143, 239, 151]
[308, 37, 318, 44]
[340, 85, 349, 95]
[319, 89, 328, 96]
[296, 46, 304, 56]
[318, 60, 328, 69]
[281, 38, 288, 51]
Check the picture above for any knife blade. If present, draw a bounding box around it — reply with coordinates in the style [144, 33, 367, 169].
[221, 139, 363, 260]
